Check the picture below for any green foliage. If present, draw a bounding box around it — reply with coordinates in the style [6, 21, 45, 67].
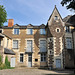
[0, 56, 14, 70]
[5, 56, 10, 67]
[0, 55, 2, 65]
[61, 0, 75, 11]
[0, 5, 7, 26]
[0, 63, 7, 70]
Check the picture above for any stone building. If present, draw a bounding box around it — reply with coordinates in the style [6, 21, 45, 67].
[0, 6, 74, 69]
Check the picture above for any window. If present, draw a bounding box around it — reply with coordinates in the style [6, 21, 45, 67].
[7, 39, 9, 47]
[27, 29, 33, 35]
[40, 40, 46, 52]
[57, 29, 59, 32]
[0, 30, 2, 33]
[65, 26, 70, 32]
[0, 40, 1, 46]
[20, 54, 23, 62]
[40, 29, 46, 35]
[14, 28, 19, 35]
[54, 16, 58, 20]
[41, 54, 46, 62]
[66, 37, 72, 49]
[27, 40, 32, 52]
[13, 40, 18, 49]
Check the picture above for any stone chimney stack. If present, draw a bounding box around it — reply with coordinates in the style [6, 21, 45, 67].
[8, 19, 14, 27]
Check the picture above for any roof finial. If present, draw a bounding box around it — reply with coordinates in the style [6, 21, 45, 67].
[55, 5, 56, 8]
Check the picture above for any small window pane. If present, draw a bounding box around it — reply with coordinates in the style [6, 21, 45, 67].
[14, 29, 19, 35]
[13, 40, 18, 48]
[27, 29, 33, 35]
[54, 16, 58, 20]
[66, 38, 72, 49]
[40, 29, 46, 35]
[40, 40, 46, 52]
[20, 54, 23, 62]
[41, 54, 46, 62]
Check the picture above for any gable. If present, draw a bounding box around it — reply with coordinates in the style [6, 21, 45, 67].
[48, 5, 64, 26]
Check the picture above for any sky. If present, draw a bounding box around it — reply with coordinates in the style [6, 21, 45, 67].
[0, 0, 74, 26]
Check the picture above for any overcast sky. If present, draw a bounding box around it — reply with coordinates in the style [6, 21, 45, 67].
[0, 0, 74, 26]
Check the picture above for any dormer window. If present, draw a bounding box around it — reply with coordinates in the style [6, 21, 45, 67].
[27, 29, 33, 35]
[65, 26, 70, 32]
[40, 29, 46, 35]
[54, 16, 58, 20]
[14, 28, 19, 35]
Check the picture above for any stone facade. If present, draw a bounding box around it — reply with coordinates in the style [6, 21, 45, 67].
[0, 6, 75, 69]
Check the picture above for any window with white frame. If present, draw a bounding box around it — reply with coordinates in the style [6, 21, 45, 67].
[14, 28, 19, 35]
[27, 29, 33, 35]
[40, 40, 46, 52]
[40, 29, 46, 35]
[65, 26, 70, 32]
[13, 40, 18, 49]
[20, 54, 23, 62]
[66, 37, 72, 49]
[54, 16, 58, 20]
[27, 40, 32, 52]
[41, 54, 46, 62]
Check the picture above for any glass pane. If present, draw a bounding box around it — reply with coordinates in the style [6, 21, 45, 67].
[20, 54, 23, 62]
[28, 57, 32, 62]
[41, 57, 43, 61]
[13, 40, 18, 48]
[17, 29, 19, 34]
[44, 57, 46, 61]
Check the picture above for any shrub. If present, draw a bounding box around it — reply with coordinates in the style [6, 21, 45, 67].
[5, 56, 10, 67]
[0, 63, 7, 70]
[0, 55, 2, 65]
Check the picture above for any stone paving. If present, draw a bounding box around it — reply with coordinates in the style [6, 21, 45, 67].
[0, 68, 74, 75]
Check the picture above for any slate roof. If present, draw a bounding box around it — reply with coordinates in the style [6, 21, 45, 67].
[1, 24, 46, 29]
[4, 48, 15, 55]
[63, 15, 75, 26]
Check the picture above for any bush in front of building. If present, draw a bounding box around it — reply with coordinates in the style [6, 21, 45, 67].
[0, 55, 2, 65]
[0, 56, 14, 70]
[5, 56, 10, 68]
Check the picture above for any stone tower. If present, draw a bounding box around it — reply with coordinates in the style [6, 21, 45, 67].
[46, 5, 65, 69]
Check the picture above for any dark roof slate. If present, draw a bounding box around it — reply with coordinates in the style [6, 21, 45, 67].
[63, 15, 75, 26]
[4, 48, 15, 55]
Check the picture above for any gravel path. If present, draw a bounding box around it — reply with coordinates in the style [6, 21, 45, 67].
[0, 68, 74, 75]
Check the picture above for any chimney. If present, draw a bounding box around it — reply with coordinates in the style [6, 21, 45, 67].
[8, 19, 14, 27]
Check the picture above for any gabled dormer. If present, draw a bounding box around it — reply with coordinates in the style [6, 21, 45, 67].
[13, 24, 20, 35]
[48, 5, 64, 26]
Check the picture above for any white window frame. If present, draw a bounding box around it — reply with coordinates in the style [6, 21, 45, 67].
[40, 29, 46, 35]
[65, 26, 70, 33]
[27, 29, 33, 35]
[26, 40, 33, 52]
[40, 40, 46, 52]
[54, 16, 58, 20]
[66, 37, 72, 49]
[13, 40, 18, 49]
[14, 28, 19, 35]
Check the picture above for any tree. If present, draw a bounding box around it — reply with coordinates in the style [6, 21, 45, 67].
[61, 0, 75, 11]
[0, 5, 7, 26]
